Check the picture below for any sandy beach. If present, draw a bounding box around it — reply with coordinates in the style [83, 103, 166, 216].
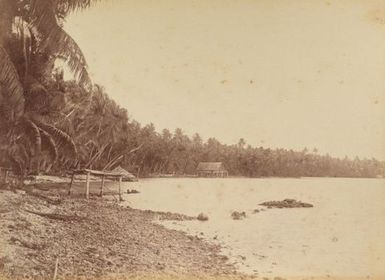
[0, 184, 246, 280]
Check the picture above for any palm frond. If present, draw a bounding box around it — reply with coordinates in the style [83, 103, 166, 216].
[8, 144, 28, 175]
[36, 122, 77, 158]
[24, 76, 50, 112]
[0, 45, 25, 122]
[19, 136, 34, 159]
[23, 119, 42, 155]
[29, 0, 92, 87]
[39, 128, 58, 163]
[56, 0, 101, 16]
[29, 0, 56, 29]
[50, 29, 91, 87]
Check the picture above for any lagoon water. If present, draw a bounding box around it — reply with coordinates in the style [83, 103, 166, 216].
[122, 177, 385, 279]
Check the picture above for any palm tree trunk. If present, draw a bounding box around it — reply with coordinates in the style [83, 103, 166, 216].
[20, 17, 29, 80]
[0, 0, 14, 46]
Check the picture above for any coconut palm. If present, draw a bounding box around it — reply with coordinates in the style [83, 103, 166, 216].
[0, 0, 100, 174]
[1, 0, 99, 85]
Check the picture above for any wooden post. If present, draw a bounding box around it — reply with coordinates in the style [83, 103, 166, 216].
[100, 175, 105, 197]
[53, 257, 59, 280]
[4, 170, 8, 184]
[86, 172, 90, 199]
[68, 172, 75, 195]
[118, 176, 122, 201]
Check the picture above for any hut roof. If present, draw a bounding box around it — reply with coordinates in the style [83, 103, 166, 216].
[196, 162, 226, 171]
[111, 166, 136, 178]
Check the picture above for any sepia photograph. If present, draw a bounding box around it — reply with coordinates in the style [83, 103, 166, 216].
[1, 0, 385, 279]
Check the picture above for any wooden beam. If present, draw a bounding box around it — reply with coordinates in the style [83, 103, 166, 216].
[68, 172, 75, 195]
[72, 168, 123, 177]
[100, 175, 105, 197]
[85, 172, 90, 199]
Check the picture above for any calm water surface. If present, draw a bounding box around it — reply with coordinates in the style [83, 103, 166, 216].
[122, 177, 385, 279]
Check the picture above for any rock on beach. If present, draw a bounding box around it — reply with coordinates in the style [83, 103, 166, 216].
[197, 213, 209, 221]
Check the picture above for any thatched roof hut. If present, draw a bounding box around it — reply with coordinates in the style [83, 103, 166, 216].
[111, 166, 137, 181]
[196, 162, 228, 177]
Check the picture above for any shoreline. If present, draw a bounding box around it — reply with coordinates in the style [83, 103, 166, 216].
[0, 186, 249, 280]
[2, 179, 383, 280]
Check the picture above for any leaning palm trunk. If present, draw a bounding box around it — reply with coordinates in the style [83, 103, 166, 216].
[85, 143, 109, 169]
[103, 144, 143, 171]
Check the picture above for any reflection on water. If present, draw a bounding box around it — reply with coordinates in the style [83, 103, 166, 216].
[122, 177, 385, 279]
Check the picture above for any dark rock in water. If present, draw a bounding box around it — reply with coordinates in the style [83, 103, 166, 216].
[253, 209, 260, 214]
[231, 211, 246, 220]
[259, 199, 313, 209]
[127, 189, 140, 194]
[197, 213, 209, 221]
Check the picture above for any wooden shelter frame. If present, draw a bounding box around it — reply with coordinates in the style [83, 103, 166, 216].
[68, 169, 124, 200]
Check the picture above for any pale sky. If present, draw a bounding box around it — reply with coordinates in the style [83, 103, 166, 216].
[64, 0, 385, 160]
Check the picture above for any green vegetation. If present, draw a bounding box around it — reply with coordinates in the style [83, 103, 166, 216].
[1, 0, 384, 178]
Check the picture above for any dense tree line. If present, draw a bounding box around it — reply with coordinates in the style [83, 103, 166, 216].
[38, 81, 385, 178]
[1, 0, 384, 178]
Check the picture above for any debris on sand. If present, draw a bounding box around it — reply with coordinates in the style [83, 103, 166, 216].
[142, 209, 195, 221]
[231, 211, 246, 220]
[259, 199, 313, 208]
[197, 213, 209, 221]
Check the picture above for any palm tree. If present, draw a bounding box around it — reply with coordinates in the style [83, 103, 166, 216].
[0, 0, 95, 88]
[0, 0, 99, 175]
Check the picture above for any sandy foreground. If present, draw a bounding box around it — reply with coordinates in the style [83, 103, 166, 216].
[0, 183, 253, 280]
